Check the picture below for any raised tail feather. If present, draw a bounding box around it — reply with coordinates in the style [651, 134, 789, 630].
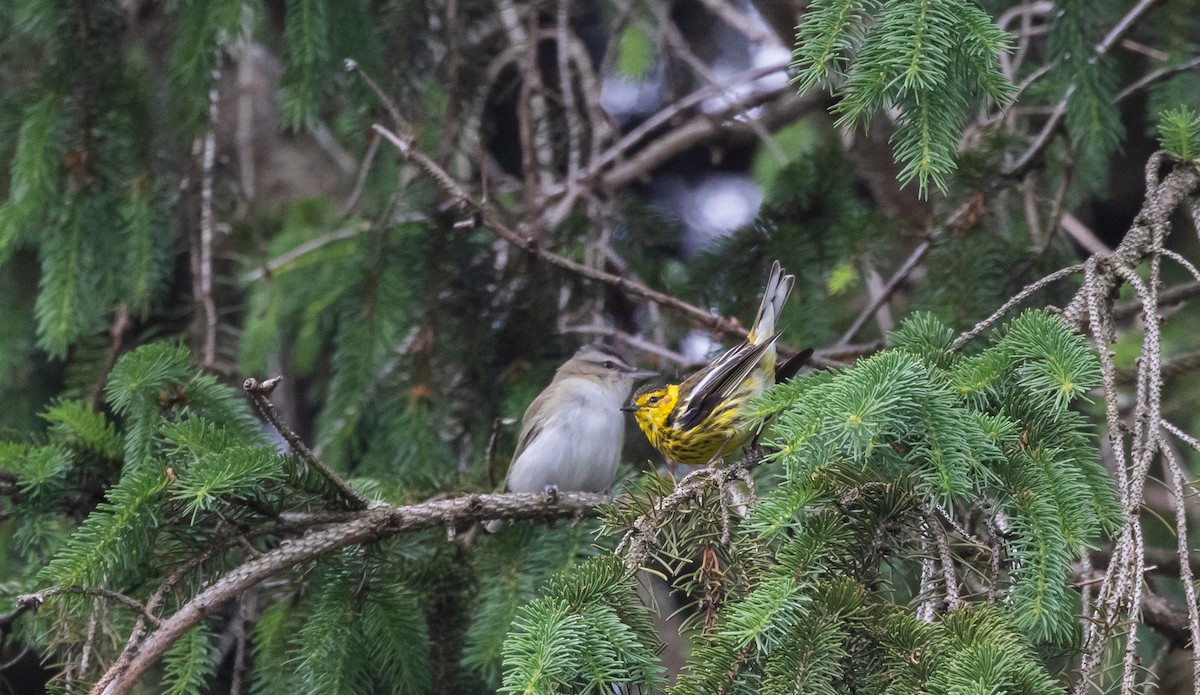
[747, 260, 795, 346]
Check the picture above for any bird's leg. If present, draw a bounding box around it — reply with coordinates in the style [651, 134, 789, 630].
[749, 422, 767, 449]
[666, 459, 677, 479]
[542, 485, 560, 529]
[707, 434, 735, 468]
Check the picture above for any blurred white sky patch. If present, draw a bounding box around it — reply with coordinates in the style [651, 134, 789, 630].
[600, 75, 662, 126]
[681, 328, 721, 363]
[598, 0, 784, 260]
[656, 173, 762, 257]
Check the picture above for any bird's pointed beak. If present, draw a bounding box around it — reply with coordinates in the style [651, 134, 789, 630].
[628, 369, 659, 379]
[619, 405, 639, 412]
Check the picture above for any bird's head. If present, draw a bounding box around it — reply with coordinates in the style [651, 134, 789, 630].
[556, 345, 657, 395]
[621, 383, 678, 437]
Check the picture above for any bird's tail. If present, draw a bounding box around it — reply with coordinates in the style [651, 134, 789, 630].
[747, 260, 795, 345]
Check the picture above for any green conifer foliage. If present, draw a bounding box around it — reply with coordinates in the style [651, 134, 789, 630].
[1158, 106, 1200, 161]
[0, 0, 1197, 692]
[504, 311, 1115, 692]
[792, 0, 1016, 194]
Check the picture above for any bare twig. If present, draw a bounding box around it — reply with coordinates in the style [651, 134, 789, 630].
[838, 241, 930, 346]
[578, 61, 788, 186]
[602, 89, 817, 189]
[342, 134, 381, 217]
[928, 513, 962, 611]
[241, 222, 372, 283]
[650, 8, 786, 165]
[694, 0, 774, 44]
[1159, 437, 1200, 690]
[556, 0, 582, 182]
[243, 377, 369, 510]
[1163, 420, 1200, 455]
[1115, 54, 1200, 102]
[563, 322, 699, 368]
[1115, 281, 1200, 319]
[89, 305, 132, 409]
[1060, 212, 1114, 255]
[950, 264, 1084, 351]
[368, 121, 747, 336]
[12, 587, 161, 627]
[197, 64, 221, 369]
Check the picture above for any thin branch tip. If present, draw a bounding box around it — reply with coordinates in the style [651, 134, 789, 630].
[242, 376, 282, 395]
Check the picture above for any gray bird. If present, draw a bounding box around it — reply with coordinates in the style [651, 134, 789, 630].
[486, 345, 657, 531]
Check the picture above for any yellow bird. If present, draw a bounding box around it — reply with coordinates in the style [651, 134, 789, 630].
[623, 261, 809, 468]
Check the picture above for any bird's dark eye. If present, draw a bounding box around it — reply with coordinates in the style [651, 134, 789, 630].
[647, 396, 659, 405]
[603, 360, 616, 369]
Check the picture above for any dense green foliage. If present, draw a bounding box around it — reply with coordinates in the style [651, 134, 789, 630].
[792, 0, 1016, 194]
[0, 0, 1198, 693]
[503, 311, 1116, 693]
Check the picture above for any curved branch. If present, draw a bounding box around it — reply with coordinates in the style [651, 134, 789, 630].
[92, 491, 608, 695]
[243, 377, 369, 510]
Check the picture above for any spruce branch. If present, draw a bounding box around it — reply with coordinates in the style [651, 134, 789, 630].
[949, 263, 1085, 351]
[1003, 0, 1165, 177]
[615, 449, 767, 574]
[90, 490, 608, 695]
[242, 376, 368, 511]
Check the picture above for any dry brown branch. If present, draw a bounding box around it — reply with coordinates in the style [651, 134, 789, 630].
[1062, 156, 1200, 694]
[196, 63, 220, 370]
[928, 513, 962, 611]
[563, 322, 699, 368]
[5, 587, 160, 629]
[1160, 437, 1200, 685]
[243, 377, 369, 510]
[241, 221, 372, 284]
[601, 89, 819, 189]
[88, 305, 132, 409]
[342, 134, 381, 217]
[1115, 54, 1200, 103]
[576, 61, 787, 186]
[949, 263, 1085, 351]
[648, 6, 786, 165]
[838, 240, 930, 346]
[556, 0, 582, 182]
[367, 121, 749, 336]
[1114, 281, 1200, 319]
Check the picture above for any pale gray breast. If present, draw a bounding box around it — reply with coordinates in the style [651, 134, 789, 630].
[507, 379, 624, 493]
